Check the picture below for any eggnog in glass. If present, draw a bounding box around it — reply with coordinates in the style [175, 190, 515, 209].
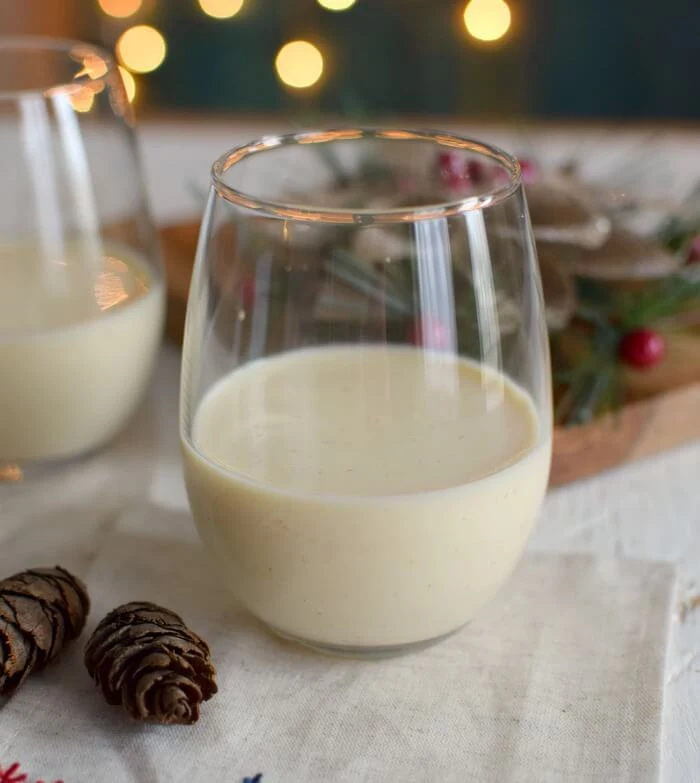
[181, 129, 551, 657]
[0, 39, 164, 481]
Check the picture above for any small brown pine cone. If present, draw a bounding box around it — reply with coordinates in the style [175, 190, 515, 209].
[84, 601, 217, 725]
[0, 566, 90, 696]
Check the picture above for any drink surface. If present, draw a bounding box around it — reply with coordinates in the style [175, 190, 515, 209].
[190, 344, 540, 496]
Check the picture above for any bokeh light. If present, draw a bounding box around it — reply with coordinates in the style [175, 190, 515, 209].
[116, 25, 167, 74]
[317, 0, 357, 11]
[275, 41, 324, 89]
[118, 66, 137, 103]
[463, 0, 512, 42]
[69, 86, 95, 113]
[97, 0, 143, 19]
[75, 52, 109, 80]
[198, 0, 245, 18]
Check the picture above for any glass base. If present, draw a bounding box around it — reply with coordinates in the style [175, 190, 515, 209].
[267, 623, 465, 660]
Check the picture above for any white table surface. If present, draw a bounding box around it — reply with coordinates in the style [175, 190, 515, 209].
[9, 118, 699, 781]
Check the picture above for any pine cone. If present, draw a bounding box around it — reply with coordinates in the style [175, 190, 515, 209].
[0, 566, 90, 697]
[85, 601, 217, 725]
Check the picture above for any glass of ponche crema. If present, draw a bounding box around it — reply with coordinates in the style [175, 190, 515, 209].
[180, 129, 552, 658]
[0, 39, 165, 482]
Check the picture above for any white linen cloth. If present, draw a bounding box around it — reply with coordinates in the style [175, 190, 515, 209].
[0, 352, 677, 783]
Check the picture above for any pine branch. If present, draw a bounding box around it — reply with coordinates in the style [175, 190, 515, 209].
[326, 249, 413, 316]
[553, 329, 619, 427]
[617, 276, 700, 329]
[315, 142, 351, 188]
[656, 181, 700, 251]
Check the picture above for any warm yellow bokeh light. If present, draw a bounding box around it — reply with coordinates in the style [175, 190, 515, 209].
[118, 66, 137, 103]
[275, 40, 324, 89]
[75, 52, 108, 80]
[116, 25, 167, 74]
[317, 0, 357, 11]
[97, 0, 143, 19]
[198, 0, 245, 18]
[69, 86, 95, 113]
[463, 0, 511, 42]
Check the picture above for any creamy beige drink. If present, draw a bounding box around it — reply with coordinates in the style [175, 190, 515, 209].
[183, 345, 550, 650]
[0, 242, 164, 463]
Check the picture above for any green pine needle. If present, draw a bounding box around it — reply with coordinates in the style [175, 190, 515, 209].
[617, 276, 700, 329]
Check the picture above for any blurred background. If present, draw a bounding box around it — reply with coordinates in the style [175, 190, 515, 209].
[3, 0, 699, 121]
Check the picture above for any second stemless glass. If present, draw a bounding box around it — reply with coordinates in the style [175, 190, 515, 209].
[181, 129, 552, 657]
[0, 38, 164, 482]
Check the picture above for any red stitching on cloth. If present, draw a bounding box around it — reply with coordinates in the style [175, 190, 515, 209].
[0, 761, 63, 783]
[0, 763, 26, 783]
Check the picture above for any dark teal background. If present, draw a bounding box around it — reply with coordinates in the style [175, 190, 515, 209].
[150, 0, 699, 119]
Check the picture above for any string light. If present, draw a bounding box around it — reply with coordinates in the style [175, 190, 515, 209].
[74, 52, 109, 80]
[275, 41, 324, 90]
[97, 0, 143, 19]
[463, 0, 511, 42]
[69, 86, 95, 113]
[116, 25, 167, 74]
[198, 0, 245, 18]
[118, 66, 137, 103]
[317, 0, 357, 10]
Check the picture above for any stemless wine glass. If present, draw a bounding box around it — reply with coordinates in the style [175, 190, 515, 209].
[181, 129, 552, 658]
[0, 38, 164, 482]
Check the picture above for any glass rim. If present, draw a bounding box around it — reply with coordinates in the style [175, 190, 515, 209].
[211, 128, 522, 224]
[0, 36, 117, 102]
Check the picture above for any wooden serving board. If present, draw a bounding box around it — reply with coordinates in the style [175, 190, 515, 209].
[160, 221, 198, 348]
[159, 220, 700, 488]
[549, 384, 700, 486]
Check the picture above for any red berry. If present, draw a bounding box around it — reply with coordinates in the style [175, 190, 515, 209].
[618, 329, 665, 369]
[241, 276, 256, 309]
[437, 151, 463, 179]
[686, 236, 700, 264]
[465, 160, 486, 184]
[407, 318, 453, 350]
[519, 158, 539, 184]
